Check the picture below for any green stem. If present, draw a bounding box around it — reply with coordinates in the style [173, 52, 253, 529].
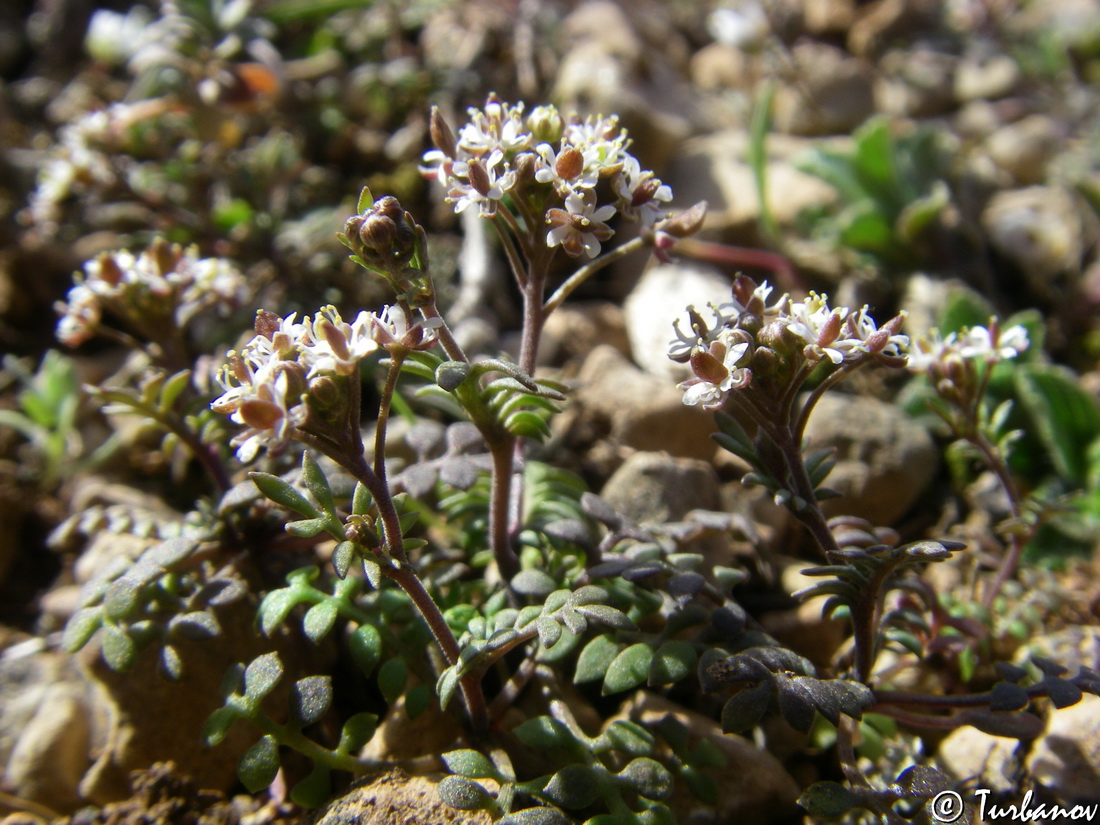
[421, 301, 468, 363]
[542, 236, 646, 316]
[374, 354, 404, 480]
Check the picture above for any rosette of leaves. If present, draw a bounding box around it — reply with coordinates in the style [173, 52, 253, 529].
[435, 584, 638, 712]
[203, 651, 379, 807]
[439, 713, 686, 824]
[703, 645, 874, 736]
[62, 536, 246, 678]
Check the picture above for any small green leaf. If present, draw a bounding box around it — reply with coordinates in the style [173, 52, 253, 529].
[575, 635, 621, 684]
[721, 682, 772, 734]
[303, 601, 339, 643]
[512, 569, 558, 597]
[290, 761, 331, 808]
[600, 721, 655, 756]
[536, 616, 562, 648]
[513, 716, 573, 750]
[352, 482, 373, 515]
[438, 776, 495, 812]
[101, 625, 137, 671]
[250, 472, 321, 518]
[437, 666, 461, 710]
[104, 579, 142, 621]
[337, 712, 378, 754]
[378, 658, 407, 704]
[617, 758, 673, 801]
[332, 541, 356, 579]
[574, 603, 637, 631]
[442, 749, 499, 780]
[797, 781, 862, 817]
[301, 452, 336, 514]
[62, 608, 102, 652]
[498, 808, 573, 825]
[356, 185, 373, 214]
[603, 643, 653, 695]
[349, 624, 382, 677]
[291, 676, 333, 726]
[259, 589, 297, 636]
[286, 517, 330, 538]
[238, 735, 280, 793]
[243, 652, 283, 700]
[203, 706, 239, 747]
[161, 644, 183, 679]
[648, 640, 697, 686]
[543, 764, 602, 809]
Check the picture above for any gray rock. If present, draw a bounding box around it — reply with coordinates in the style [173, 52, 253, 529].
[982, 187, 1084, 296]
[664, 130, 837, 234]
[938, 726, 1023, 793]
[985, 115, 1064, 186]
[954, 53, 1020, 102]
[1026, 694, 1100, 803]
[564, 345, 719, 463]
[308, 768, 490, 825]
[600, 451, 722, 525]
[876, 47, 958, 118]
[0, 645, 98, 814]
[613, 692, 801, 824]
[624, 262, 733, 380]
[802, 393, 939, 526]
[771, 43, 876, 135]
[538, 300, 631, 368]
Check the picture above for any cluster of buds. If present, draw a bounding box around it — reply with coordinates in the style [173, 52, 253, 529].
[669, 275, 909, 411]
[56, 237, 248, 348]
[906, 319, 1029, 408]
[421, 94, 675, 258]
[340, 192, 433, 305]
[210, 304, 439, 462]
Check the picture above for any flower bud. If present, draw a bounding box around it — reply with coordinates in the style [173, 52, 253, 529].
[346, 195, 420, 276]
[429, 105, 457, 159]
[527, 105, 563, 144]
[689, 347, 729, 385]
[467, 158, 492, 197]
[555, 146, 584, 181]
[657, 201, 707, 238]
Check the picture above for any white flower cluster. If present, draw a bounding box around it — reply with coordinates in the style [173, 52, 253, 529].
[671, 282, 910, 411]
[422, 95, 673, 259]
[57, 242, 249, 347]
[29, 107, 119, 231]
[210, 305, 439, 461]
[906, 322, 1029, 373]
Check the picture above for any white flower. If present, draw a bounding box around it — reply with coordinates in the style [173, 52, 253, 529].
[905, 329, 958, 372]
[835, 306, 909, 360]
[677, 330, 752, 410]
[785, 292, 849, 364]
[545, 191, 616, 258]
[959, 324, 1029, 362]
[446, 149, 517, 217]
[300, 307, 379, 377]
[613, 155, 672, 227]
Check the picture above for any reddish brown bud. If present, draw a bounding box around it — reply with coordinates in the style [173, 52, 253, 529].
[658, 201, 707, 238]
[555, 146, 584, 181]
[429, 106, 457, 159]
[689, 347, 729, 385]
[254, 309, 282, 339]
[467, 158, 492, 197]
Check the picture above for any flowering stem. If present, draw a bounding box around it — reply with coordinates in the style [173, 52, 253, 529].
[673, 236, 800, 291]
[542, 236, 646, 316]
[971, 431, 1027, 609]
[488, 438, 521, 581]
[421, 301, 468, 363]
[314, 441, 489, 732]
[374, 354, 404, 480]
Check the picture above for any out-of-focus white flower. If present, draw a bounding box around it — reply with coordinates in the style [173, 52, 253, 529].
[836, 306, 909, 360]
[545, 191, 616, 258]
[446, 149, 517, 217]
[85, 6, 155, 65]
[613, 155, 672, 227]
[959, 324, 1029, 362]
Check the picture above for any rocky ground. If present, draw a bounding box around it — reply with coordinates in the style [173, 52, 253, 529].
[1, 0, 1100, 822]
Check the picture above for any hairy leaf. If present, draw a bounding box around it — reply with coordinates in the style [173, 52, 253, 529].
[603, 643, 653, 695]
[238, 735, 280, 792]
